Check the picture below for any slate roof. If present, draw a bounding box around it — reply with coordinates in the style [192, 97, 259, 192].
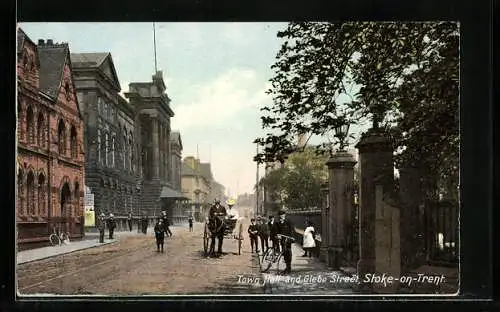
[70, 53, 108, 67]
[181, 163, 198, 176]
[38, 45, 68, 99]
[199, 163, 213, 180]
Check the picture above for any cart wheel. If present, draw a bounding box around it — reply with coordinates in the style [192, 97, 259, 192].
[238, 223, 243, 255]
[203, 223, 210, 256]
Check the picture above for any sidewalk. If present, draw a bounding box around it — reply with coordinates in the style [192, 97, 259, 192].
[17, 224, 188, 265]
[259, 243, 356, 295]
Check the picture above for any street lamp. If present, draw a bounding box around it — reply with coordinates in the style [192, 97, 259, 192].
[334, 122, 350, 152]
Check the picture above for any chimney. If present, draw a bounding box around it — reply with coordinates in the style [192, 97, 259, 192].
[38, 39, 45, 45]
[47, 39, 54, 45]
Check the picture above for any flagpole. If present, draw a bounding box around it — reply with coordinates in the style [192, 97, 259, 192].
[153, 22, 158, 73]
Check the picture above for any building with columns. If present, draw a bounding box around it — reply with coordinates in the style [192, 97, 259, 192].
[125, 71, 184, 220]
[17, 29, 85, 244]
[70, 52, 140, 229]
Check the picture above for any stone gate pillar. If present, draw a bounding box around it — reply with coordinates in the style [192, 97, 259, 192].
[320, 183, 329, 262]
[326, 150, 356, 269]
[355, 129, 394, 292]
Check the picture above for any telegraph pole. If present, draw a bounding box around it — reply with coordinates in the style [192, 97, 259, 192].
[255, 143, 259, 216]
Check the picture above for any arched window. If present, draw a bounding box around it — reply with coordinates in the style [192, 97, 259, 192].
[58, 119, 66, 155]
[130, 137, 135, 173]
[26, 171, 35, 215]
[17, 168, 24, 216]
[123, 135, 127, 170]
[97, 129, 101, 164]
[70, 125, 77, 158]
[26, 106, 34, 144]
[38, 173, 46, 215]
[37, 112, 45, 148]
[23, 53, 29, 69]
[128, 137, 133, 173]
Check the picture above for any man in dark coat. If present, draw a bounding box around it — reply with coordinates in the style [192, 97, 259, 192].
[127, 212, 133, 232]
[275, 210, 295, 274]
[248, 218, 259, 253]
[141, 214, 149, 234]
[208, 199, 227, 256]
[257, 216, 269, 252]
[268, 215, 279, 251]
[188, 216, 194, 232]
[98, 213, 106, 243]
[161, 211, 173, 237]
[106, 213, 117, 239]
[154, 219, 166, 252]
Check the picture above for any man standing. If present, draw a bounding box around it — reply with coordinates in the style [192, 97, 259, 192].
[127, 212, 133, 232]
[106, 213, 117, 239]
[154, 219, 166, 252]
[208, 199, 227, 256]
[188, 215, 194, 232]
[268, 215, 279, 251]
[275, 210, 295, 274]
[98, 213, 106, 243]
[141, 214, 149, 234]
[257, 216, 269, 252]
[161, 211, 173, 237]
[247, 218, 259, 253]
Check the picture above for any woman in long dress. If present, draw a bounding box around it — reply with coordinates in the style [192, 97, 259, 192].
[302, 220, 316, 257]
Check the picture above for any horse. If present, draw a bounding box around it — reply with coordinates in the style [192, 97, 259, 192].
[208, 213, 226, 256]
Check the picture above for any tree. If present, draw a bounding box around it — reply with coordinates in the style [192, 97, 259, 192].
[259, 146, 328, 210]
[255, 22, 459, 200]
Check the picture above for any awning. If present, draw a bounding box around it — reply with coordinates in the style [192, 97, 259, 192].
[160, 186, 189, 200]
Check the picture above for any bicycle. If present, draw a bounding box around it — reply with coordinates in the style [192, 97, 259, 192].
[49, 228, 70, 247]
[259, 234, 295, 273]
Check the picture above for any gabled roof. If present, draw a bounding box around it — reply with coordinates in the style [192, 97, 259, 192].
[199, 163, 213, 181]
[70, 52, 121, 91]
[37, 41, 84, 120]
[170, 131, 183, 150]
[17, 28, 27, 54]
[38, 46, 67, 98]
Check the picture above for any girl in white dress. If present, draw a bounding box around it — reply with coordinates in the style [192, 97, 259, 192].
[302, 220, 316, 257]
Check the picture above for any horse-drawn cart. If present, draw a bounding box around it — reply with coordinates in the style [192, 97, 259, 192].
[203, 215, 243, 256]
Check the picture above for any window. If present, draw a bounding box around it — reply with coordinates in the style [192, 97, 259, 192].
[111, 135, 115, 167]
[36, 112, 45, 148]
[57, 119, 66, 155]
[17, 169, 24, 216]
[26, 171, 35, 215]
[38, 174, 45, 215]
[65, 82, 71, 101]
[26, 106, 34, 144]
[128, 137, 133, 173]
[104, 132, 109, 166]
[123, 135, 127, 169]
[97, 129, 101, 164]
[70, 125, 77, 158]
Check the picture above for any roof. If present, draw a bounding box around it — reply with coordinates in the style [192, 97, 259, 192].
[17, 28, 27, 54]
[38, 45, 68, 98]
[181, 163, 198, 176]
[70, 52, 121, 91]
[70, 53, 108, 67]
[199, 163, 213, 180]
[160, 186, 187, 199]
[170, 131, 183, 150]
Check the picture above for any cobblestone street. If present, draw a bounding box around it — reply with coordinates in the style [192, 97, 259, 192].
[17, 221, 264, 295]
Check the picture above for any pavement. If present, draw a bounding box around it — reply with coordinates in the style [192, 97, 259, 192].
[259, 243, 355, 295]
[16, 224, 186, 265]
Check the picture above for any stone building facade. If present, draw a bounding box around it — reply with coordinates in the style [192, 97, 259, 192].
[17, 29, 85, 244]
[70, 53, 140, 228]
[125, 71, 182, 220]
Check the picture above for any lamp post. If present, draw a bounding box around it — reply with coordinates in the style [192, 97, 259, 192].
[326, 120, 356, 270]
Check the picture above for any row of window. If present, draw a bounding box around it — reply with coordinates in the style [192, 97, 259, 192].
[17, 169, 81, 218]
[20, 103, 79, 159]
[96, 127, 135, 173]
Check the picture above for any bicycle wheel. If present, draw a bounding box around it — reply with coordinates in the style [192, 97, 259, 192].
[49, 234, 60, 246]
[259, 248, 277, 273]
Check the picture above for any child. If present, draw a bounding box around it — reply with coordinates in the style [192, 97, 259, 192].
[154, 219, 166, 253]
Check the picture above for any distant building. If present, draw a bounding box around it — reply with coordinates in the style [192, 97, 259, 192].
[17, 29, 85, 244]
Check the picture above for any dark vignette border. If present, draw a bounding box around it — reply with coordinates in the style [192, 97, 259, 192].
[1, 0, 495, 311]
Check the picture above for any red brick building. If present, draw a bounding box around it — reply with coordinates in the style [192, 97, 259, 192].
[17, 28, 85, 244]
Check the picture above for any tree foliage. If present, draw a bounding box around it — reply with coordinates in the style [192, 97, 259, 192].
[255, 22, 459, 196]
[259, 147, 328, 210]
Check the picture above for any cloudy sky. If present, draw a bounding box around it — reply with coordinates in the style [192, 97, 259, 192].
[19, 22, 367, 196]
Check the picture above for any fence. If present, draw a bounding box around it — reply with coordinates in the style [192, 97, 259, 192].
[424, 200, 459, 266]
